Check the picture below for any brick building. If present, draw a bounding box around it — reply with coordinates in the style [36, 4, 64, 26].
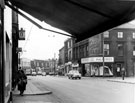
[58, 46, 65, 75]
[73, 38, 89, 76]
[64, 38, 74, 73]
[81, 27, 135, 77]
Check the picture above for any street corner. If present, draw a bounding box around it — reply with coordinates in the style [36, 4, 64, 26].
[24, 90, 52, 96]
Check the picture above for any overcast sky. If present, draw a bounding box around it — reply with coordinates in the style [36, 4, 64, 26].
[18, 12, 69, 60]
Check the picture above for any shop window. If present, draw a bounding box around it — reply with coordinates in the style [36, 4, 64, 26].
[118, 43, 124, 56]
[104, 67, 109, 75]
[133, 46, 135, 56]
[118, 32, 123, 38]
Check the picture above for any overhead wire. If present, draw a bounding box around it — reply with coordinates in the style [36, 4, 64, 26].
[22, 25, 33, 50]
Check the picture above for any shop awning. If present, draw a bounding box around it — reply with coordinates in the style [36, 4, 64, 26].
[5, 0, 135, 41]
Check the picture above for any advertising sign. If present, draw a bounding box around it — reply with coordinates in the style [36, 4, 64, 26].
[81, 57, 114, 63]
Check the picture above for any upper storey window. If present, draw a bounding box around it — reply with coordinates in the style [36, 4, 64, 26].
[117, 32, 123, 38]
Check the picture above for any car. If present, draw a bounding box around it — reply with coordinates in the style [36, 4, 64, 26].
[31, 71, 36, 76]
[67, 70, 81, 79]
[37, 71, 42, 75]
[42, 72, 46, 76]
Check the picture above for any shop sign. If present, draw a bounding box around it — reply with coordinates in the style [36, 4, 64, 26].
[81, 57, 114, 63]
[16, 47, 22, 52]
[19, 28, 25, 40]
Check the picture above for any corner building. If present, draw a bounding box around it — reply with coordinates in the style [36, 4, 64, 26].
[79, 26, 135, 77]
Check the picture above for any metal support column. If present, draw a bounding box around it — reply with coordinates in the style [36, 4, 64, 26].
[12, 10, 19, 90]
[0, 7, 5, 103]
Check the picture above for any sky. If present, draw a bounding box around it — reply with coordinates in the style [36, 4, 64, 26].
[18, 12, 69, 60]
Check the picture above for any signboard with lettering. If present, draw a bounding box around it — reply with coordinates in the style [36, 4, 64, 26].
[81, 57, 114, 63]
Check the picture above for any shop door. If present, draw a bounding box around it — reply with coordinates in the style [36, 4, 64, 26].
[116, 63, 122, 77]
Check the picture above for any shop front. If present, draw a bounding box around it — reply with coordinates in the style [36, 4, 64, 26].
[81, 57, 114, 77]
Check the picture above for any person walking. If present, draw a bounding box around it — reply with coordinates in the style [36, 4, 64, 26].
[17, 69, 27, 96]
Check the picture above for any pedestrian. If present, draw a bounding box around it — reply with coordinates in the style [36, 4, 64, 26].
[121, 67, 125, 80]
[17, 69, 27, 96]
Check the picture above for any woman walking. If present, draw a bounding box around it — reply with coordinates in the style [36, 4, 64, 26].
[17, 69, 27, 96]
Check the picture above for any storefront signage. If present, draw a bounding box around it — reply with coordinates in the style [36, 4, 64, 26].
[81, 57, 114, 63]
[19, 28, 25, 40]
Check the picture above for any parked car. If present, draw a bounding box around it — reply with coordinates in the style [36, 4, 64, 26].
[42, 72, 46, 76]
[31, 71, 36, 76]
[37, 71, 42, 75]
[67, 70, 81, 79]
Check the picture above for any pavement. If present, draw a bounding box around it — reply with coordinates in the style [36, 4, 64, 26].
[107, 77, 135, 84]
[12, 77, 52, 103]
[12, 76, 135, 103]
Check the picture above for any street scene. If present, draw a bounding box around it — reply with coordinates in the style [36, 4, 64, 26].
[13, 76, 135, 103]
[1, 0, 135, 103]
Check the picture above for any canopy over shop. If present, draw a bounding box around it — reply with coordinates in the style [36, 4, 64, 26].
[5, 0, 135, 41]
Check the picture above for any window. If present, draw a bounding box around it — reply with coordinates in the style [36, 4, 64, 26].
[133, 46, 135, 56]
[104, 44, 109, 55]
[37, 62, 39, 66]
[118, 32, 123, 38]
[68, 50, 71, 60]
[118, 43, 124, 56]
[133, 32, 135, 39]
[68, 41, 70, 48]
[103, 31, 109, 38]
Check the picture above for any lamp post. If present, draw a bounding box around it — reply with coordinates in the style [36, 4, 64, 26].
[102, 33, 105, 77]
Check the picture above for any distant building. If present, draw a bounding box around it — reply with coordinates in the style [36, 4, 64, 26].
[58, 46, 65, 75]
[64, 38, 74, 73]
[81, 27, 135, 77]
[31, 59, 48, 73]
[73, 38, 89, 76]
[20, 58, 31, 75]
[59, 23, 135, 77]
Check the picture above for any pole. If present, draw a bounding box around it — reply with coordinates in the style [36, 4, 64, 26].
[0, 7, 5, 103]
[102, 33, 105, 77]
[54, 53, 56, 74]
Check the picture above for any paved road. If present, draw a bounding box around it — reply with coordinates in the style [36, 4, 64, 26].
[30, 76, 134, 103]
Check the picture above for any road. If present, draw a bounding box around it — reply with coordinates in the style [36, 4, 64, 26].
[29, 76, 134, 103]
